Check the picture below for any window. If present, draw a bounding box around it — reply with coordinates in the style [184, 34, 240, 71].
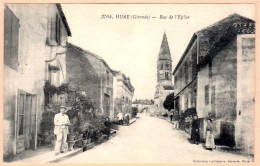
[184, 62, 188, 85]
[160, 63, 163, 70]
[188, 93, 191, 108]
[205, 85, 209, 105]
[56, 14, 61, 45]
[18, 93, 25, 135]
[181, 95, 185, 111]
[106, 70, 109, 85]
[209, 60, 212, 77]
[165, 72, 170, 80]
[4, 6, 19, 71]
[165, 63, 169, 69]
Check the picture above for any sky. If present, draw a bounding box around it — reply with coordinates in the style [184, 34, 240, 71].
[62, 4, 255, 100]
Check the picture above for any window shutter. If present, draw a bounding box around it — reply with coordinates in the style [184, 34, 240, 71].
[56, 14, 58, 44]
[4, 6, 19, 71]
[58, 19, 61, 45]
[4, 6, 12, 67]
[11, 13, 19, 70]
[56, 14, 61, 45]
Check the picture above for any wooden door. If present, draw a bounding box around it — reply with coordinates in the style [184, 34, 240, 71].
[24, 95, 32, 149]
[104, 94, 110, 117]
[211, 86, 216, 117]
[16, 91, 26, 153]
[30, 95, 38, 150]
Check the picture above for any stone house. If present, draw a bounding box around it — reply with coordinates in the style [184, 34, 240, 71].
[172, 32, 198, 117]
[154, 32, 174, 115]
[112, 71, 135, 118]
[4, 4, 71, 160]
[66, 43, 114, 119]
[196, 14, 255, 154]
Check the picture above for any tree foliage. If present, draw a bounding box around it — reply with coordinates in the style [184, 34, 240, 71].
[131, 107, 138, 117]
[163, 93, 175, 110]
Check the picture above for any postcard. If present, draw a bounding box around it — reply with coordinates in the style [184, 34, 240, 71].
[1, 1, 259, 165]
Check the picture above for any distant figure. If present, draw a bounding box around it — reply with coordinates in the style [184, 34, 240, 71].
[191, 115, 200, 144]
[173, 111, 180, 129]
[117, 112, 123, 125]
[169, 110, 174, 121]
[104, 117, 111, 139]
[205, 119, 215, 150]
[125, 113, 130, 126]
[54, 106, 70, 156]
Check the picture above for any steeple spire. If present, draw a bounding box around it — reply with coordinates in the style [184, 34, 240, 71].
[158, 32, 172, 61]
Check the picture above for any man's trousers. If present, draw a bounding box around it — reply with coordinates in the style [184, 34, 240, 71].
[55, 128, 68, 153]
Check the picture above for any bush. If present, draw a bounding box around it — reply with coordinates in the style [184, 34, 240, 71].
[131, 107, 138, 117]
[66, 92, 106, 142]
[162, 113, 168, 117]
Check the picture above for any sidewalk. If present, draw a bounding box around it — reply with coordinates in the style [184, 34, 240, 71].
[129, 117, 137, 124]
[10, 146, 83, 163]
[9, 121, 124, 163]
[161, 117, 254, 159]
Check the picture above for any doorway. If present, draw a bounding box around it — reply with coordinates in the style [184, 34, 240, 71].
[104, 94, 110, 117]
[16, 90, 37, 154]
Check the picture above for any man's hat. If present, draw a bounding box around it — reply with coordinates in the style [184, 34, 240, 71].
[60, 105, 67, 110]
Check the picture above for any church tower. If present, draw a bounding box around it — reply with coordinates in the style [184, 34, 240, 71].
[154, 32, 174, 115]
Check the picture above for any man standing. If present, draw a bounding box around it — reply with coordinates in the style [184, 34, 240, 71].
[191, 115, 200, 144]
[169, 110, 174, 121]
[125, 112, 130, 126]
[54, 106, 70, 155]
[173, 110, 180, 129]
[117, 112, 123, 125]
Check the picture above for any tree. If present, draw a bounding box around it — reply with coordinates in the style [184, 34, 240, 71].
[163, 93, 175, 110]
[150, 99, 154, 104]
[131, 107, 138, 117]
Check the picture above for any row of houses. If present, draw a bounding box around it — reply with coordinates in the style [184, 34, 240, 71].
[172, 14, 255, 154]
[132, 99, 154, 111]
[3, 4, 134, 161]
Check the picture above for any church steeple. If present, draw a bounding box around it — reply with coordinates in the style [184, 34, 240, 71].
[154, 32, 174, 115]
[157, 32, 173, 82]
[158, 32, 172, 61]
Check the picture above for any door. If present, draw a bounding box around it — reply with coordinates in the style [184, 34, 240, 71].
[24, 95, 32, 149]
[16, 91, 38, 153]
[211, 86, 216, 117]
[220, 121, 235, 147]
[175, 97, 180, 112]
[104, 94, 110, 117]
[30, 95, 37, 150]
[16, 91, 26, 153]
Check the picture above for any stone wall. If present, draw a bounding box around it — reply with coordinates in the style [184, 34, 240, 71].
[66, 43, 114, 118]
[236, 34, 255, 154]
[66, 43, 101, 109]
[197, 37, 237, 141]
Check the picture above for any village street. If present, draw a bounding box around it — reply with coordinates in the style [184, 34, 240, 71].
[61, 112, 253, 164]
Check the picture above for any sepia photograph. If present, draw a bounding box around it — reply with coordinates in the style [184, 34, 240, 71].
[2, 2, 256, 164]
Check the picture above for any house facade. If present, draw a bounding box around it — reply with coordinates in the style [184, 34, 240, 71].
[173, 35, 198, 117]
[112, 71, 135, 118]
[4, 4, 71, 160]
[66, 43, 114, 119]
[173, 13, 255, 154]
[154, 32, 174, 115]
[196, 14, 255, 154]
